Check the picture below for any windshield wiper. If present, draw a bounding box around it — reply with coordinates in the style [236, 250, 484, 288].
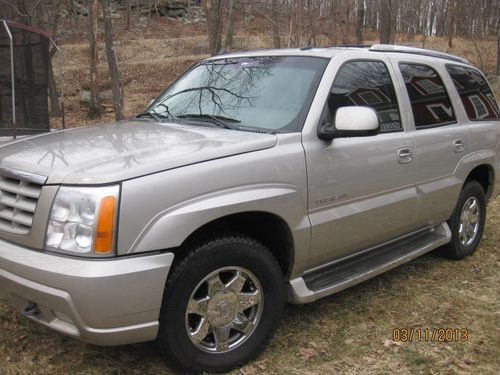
[177, 113, 241, 130]
[136, 111, 173, 122]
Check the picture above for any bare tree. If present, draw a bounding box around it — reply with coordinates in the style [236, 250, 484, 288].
[103, 0, 124, 121]
[355, 0, 365, 44]
[44, 0, 64, 117]
[203, 0, 225, 55]
[497, 25, 500, 76]
[271, 0, 280, 48]
[88, 0, 101, 119]
[305, 0, 318, 46]
[379, 0, 393, 44]
[125, 0, 131, 29]
[224, 0, 237, 51]
[447, 0, 456, 48]
[288, 0, 305, 47]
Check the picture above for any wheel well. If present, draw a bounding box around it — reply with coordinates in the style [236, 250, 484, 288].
[179, 212, 294, 278]
[465, 164, 494, 199]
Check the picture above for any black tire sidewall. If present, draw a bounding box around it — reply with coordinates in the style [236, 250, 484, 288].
[447, 181, 486, 259]
[158, 237, 285, 373]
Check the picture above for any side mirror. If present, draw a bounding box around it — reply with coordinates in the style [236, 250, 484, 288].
[318, 106, 380, 140]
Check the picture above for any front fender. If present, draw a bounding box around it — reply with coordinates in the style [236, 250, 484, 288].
[126, 184, 310, 264]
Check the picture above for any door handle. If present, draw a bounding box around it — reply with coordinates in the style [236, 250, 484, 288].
[397, 148, 414, 164]
[453, 139, 465, 153]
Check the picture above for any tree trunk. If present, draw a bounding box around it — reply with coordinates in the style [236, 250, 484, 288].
[428, 1, 436, 37]
[271, 0, 280, 48]
[46, 0, 63, 117]
[224, 0, 236, 50]
[497, 26, 500, 75]
[203, 0, 225, 55]
[88, 0, 101, 119]
[294, 0, 304, 47]
[47, 61, 62, 116]
[447, 0, 455, 48]
[306, 0, 317, 47]
[103, 0, 124, 121]
[355, 0, 365, 44]
[379, 0, 392, 44]
[125, 0, 131, 29]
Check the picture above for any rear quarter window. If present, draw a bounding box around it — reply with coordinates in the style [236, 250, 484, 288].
[446, 65, 500, 121]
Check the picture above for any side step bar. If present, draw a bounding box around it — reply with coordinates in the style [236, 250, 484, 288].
[288, 222, 451, 304]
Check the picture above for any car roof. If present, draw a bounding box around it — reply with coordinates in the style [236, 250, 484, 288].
[206, 44, 471, 66]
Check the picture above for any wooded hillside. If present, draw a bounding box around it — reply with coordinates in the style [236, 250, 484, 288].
[0, 0, 499, 126]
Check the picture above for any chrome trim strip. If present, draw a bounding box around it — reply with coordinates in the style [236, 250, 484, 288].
[0, 166, 47, 185]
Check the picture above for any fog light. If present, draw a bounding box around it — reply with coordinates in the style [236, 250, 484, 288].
[24, 302, 40, 316]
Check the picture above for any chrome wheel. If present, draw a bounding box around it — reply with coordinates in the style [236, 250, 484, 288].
[458, 197, 480, 246]
[185, 266, 263, 353]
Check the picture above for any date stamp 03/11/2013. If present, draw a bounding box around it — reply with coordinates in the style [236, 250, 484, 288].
[393, 327, 469, 342]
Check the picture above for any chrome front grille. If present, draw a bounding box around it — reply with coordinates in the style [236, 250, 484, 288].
[0, 175, 43, 235]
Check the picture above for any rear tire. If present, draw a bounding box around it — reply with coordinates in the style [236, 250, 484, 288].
[442, 181, 486, 260]
[157, 234, 285, 373]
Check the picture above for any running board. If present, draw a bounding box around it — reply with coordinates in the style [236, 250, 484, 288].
[288, 222, 451, 304]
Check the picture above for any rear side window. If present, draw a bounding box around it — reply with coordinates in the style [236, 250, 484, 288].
[399, 63, 456, 128]
[328, 60, 401, 132]
[446, 65, 499, 120]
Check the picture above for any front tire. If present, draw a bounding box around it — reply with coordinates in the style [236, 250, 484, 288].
[442, 181, 486, 260]
[157, 234, 285, 373]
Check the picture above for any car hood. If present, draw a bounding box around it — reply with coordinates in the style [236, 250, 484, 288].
[0, 120, 277, 185]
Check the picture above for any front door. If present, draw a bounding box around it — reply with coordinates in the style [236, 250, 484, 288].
[303, 58, 418, 268]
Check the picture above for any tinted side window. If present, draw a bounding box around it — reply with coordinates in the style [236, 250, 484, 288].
[328, 61, 401, 132]
[399, 63, 456, 128]
[446, 65, 499, 120]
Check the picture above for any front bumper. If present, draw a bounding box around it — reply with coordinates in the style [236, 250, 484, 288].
[0, 239, 173, 346]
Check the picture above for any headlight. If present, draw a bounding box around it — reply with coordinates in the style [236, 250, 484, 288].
[45, 185, 119, 257]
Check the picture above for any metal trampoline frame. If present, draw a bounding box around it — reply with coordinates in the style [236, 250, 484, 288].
[1, 19, 65, 138]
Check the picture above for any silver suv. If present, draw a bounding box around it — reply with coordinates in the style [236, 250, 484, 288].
[0, 45, 499, 373]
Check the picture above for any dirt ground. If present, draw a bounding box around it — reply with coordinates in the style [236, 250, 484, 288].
[0, 11, 499, 375]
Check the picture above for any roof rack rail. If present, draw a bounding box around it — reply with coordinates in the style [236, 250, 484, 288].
[369, 44, 469, 64]
[327, 44, 371, 48]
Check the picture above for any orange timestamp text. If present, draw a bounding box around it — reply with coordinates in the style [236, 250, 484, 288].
[392, 327, 469, 342]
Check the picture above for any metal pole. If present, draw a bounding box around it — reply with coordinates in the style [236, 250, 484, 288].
[2, 20, 16, 139]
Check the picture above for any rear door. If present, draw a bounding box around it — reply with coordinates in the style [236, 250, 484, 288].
[392, 59, 473, 226]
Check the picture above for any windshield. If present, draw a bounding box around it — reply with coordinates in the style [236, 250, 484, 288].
[145, 56, 328, 133]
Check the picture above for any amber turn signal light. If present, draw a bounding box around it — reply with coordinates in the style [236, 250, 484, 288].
[94, 196, 116, 254]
